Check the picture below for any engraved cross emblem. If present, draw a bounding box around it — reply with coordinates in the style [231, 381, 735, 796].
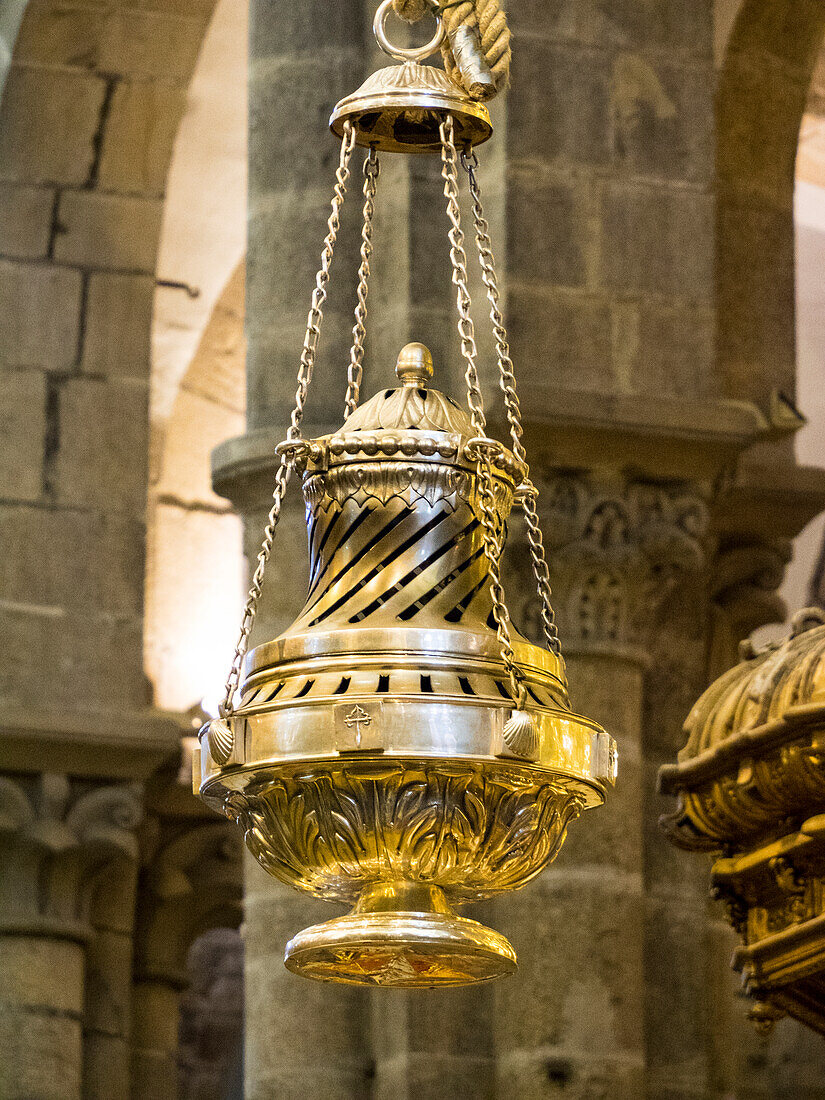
[344, 705, 372, 747]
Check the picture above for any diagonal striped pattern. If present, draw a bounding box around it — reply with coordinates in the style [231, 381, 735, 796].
[293, 495, 493, 631]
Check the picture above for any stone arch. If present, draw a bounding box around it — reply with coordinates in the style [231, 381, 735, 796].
[716, 0, 825, 405]
[143, 0, 247, 713]
[712, 7, 825, 651]
[0, 0, 222, 716]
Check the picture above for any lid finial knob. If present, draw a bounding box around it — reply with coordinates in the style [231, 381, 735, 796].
[396, 342, 434, 388]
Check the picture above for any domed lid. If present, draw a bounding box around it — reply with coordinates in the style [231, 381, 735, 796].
[341, 343, 474, 436]
[657, 609, 825, 851]
[303, 343, 526, 486]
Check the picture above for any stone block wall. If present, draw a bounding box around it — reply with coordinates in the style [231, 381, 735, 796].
[0, 0, 218, 719]
[0, 4, 246, 1099]
[505, 0, 717, 404]
[2, 0, 825, 1096]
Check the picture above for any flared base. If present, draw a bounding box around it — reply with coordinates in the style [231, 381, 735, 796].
[284, 884, 517, 988]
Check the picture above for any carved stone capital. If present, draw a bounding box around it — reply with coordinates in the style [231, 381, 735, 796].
[517, 473, 710, 659]
[0, 773, 142, 940]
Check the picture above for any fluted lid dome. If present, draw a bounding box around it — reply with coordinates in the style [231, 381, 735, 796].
[341, 343, 474, 436]
[347, 61, 465, 101]
[302, 343, 526, 485]
[658, 609, 825, 849]
[678, 609, 825, 771]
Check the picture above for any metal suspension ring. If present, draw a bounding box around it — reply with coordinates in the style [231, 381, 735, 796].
[374, 0, 445, 62]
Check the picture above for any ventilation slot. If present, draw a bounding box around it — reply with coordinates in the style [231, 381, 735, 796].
[334, 677, 351, 695]
[420, 674, 434, 693]
[295, 680, 315, 698]
[310, 509, 346, 584]
[494, 680, 511, 699]
[526, 686, 544, 706]
[444, 576, 487, 624]
[306, 506, 378, 599]
[262, 682, 285, 703]
[396, 546, 484, 621]
[377, 674, 390, 693]
[307, 506, 413, 610]
[458, 676, 476, 696]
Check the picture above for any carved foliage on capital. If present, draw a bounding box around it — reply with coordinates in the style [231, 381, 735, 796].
[0, 773, 142, 937]
[521, 474, 709, 653]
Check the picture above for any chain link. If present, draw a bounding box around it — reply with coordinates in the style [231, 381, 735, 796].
[462, 148, 562, 658]
[461, 148, 525, 467]
[288, 123, 357, 442]
[440, 114, 524, 704]
[220, 124, 357, 716]
[439, 116, 486, 438]
[521, 482, 562, 657]
[344, 146, 380, 418]
[476, 452, 523, 704]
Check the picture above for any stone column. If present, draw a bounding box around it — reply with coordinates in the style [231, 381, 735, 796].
[132, 979, 182, 1098]
[0, 774, 142, 1100]
[246, 0, 367, 434]
[493, 648, 645, 1099]
[234, 3, 511, 1093]
[238, 3, 375, 1097]
[230, 1, 777, 1096]
[494, 2, 754, 1093]
[131, 777, 243, 1099]
[369, 980, 495, 1099]
[492, 473, 708, 1099]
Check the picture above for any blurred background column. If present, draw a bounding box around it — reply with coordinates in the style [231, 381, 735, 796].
[0, 775, 141, 1100]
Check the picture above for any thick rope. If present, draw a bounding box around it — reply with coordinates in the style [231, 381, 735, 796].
[392, 0, 511, 98]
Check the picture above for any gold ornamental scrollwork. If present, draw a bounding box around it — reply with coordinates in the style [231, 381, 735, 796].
[223, 760, 584, 905]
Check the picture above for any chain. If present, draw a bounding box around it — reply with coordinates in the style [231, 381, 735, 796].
[439, 115, 486, 437]
[521, 483, 561, 656]
[289, 122, 357, 441]
[220, 124, 357, 716]
[462, 148, 562, 658]
[461, 148, 524, 466]
[344, 146, 380, 418]
[440, 114, 523, 704]
[475, 448, 523, 704]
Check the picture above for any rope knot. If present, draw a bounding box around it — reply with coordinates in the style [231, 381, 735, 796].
[390, 0, 511, 100]
[392, 0, 430, 21]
